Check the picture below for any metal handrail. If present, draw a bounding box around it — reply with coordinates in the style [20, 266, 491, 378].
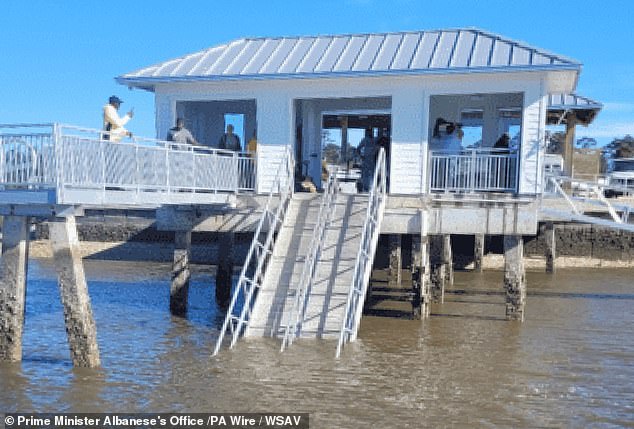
[428, 148, 518, 193]
[543, 174, 633, 224]
[336, 148, 387, 358]
[0, 123, 257, 202]
[213, 147, 295, 356]
[280, 168, 339, 351]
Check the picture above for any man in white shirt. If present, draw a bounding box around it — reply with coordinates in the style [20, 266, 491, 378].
[103, 95, 133, 142]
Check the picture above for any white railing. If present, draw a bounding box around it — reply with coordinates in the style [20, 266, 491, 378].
[0, 123, 256, 204]
[542, 174, 634, 228]
[280, 167, 339, 352]
[429, 148, 518, 193]
[213, 148, 294, 356]
[336, 148, 387, 358]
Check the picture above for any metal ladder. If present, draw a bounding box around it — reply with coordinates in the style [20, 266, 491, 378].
[280, 169, 339, 351]
[336, 148, 387, 358]
[213, 148, 294, 356]
[542, 175, 634, 232]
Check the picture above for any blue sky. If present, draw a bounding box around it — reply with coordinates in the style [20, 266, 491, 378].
[1, 0, 633, 145]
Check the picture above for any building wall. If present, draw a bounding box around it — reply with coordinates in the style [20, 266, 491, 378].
[153, 71, 550, 196]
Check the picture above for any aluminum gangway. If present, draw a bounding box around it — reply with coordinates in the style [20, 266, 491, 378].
[212, 148, 294, 355]
[0, 123, 256, 207]
[541, 175, 634, 232]
[336, 148, 387, 357]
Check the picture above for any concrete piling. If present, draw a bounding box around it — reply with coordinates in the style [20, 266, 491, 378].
[429, 235, 446, 303]
[215, 232, 235, 306]
[49, 216, 100, 367]
[388, 234, 402, 288]
[0, 216, 30, 362]
[503, 235, 526, 321]
[545, 222, 556, 273]
[474, 234, 485, 272]
[170, 230, 192, 316]
[443, 234, 454, 285]
[411, 234, 431, 318]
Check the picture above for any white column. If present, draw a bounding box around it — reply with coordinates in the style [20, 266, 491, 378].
[390, 87, 426, 194]
[518, 81, 547, 195]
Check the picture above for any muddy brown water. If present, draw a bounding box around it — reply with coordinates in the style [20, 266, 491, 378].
[1, 259, 632, 428]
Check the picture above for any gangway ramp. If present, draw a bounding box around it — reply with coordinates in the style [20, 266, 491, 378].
[246, 193, 369, 339]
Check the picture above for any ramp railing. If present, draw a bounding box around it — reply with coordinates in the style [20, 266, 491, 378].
[542, 174, 634, 232]
[336, 148, 387, 358]
[280, 167, 339, 351]
[213, 147, 294, 356]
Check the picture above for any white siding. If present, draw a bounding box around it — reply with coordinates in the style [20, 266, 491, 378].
[390, 87, 425, 194]
[518, 81, 547, 194]
[256, 144, 292, 194]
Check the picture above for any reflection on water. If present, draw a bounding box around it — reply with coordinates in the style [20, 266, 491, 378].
[1, 260, 632, 427]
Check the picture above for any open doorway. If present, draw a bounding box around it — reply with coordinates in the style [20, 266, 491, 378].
[321, 113, 390, 193]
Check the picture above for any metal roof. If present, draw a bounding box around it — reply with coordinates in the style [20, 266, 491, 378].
[118, 28, 581, 87]
[547, 93, 602, 125]
[548, 93, 602, 110]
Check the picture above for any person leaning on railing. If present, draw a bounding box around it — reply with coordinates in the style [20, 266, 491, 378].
[102, 95, 133, 142]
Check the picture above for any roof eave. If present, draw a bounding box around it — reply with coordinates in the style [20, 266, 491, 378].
[117, 64, 581, 89]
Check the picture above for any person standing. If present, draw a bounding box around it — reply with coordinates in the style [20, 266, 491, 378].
[218, 124, 241, 151]
[357, 128, 377, 192]
[167, 118, 199, 146]
[103, 95, 133, 142]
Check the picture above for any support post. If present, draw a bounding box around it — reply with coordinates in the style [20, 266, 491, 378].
[563, 114, 577, 179]
[215, 232, 235, 306]
[388, 234, 402, 288]
[503, 235, 526, 321]
[443, 234, 453, 285]
[544, 222, 556, 273]
[49, 216, 100, 367]
[411, 234, 431, 319]
[0, 216, 30, 362]
[474, 234, 485, 272]
[170, 230, 192, 316]
[429, 235, 446, 303]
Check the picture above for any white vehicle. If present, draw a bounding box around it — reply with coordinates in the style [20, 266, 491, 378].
[607, 158, 634, 196]
[543, 154, 565, 176]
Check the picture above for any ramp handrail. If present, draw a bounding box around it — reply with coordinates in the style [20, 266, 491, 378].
[336, 148, 387, 358]
[280, 168, 339, 351]
[543, 174, 633, 224]
[213, 147, 294, 356]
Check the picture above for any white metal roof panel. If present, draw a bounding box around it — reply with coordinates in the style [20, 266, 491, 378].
[315, 36, 349, 72]
[352, 34, 384, 71]
[430, 31, 458, 68]
[372, 33, 402, 70]
[296, 38, 331, 73]
[391, 33, 420, 69]
[333, 36, 366, 71]
[450, 31, 476, 68]
[118, 28, 581, 86]
[278, 38, 315, 73]
[409, 32, 440, 69]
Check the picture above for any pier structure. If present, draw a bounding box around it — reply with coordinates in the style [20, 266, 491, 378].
[3, 28, 630, 363]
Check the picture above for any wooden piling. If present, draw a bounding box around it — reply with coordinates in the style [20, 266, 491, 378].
[503, 235, 526, 321]
[49, 216, 100, 367]
[443, 234, 454, 285]
[215, 232, 235, 306]
[544, 222, 556, 273]
[170, 230, 192, 316]
[429, 235, 446, 303]
[388, 234, 402, 288]
[474, 234, 485, 272]
[0, 216, 30, 362]
[411, 234, 431, 318]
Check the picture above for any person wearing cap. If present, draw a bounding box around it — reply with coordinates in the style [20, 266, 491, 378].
[167, 117, 199, 147]
[103, 95, 133, 142]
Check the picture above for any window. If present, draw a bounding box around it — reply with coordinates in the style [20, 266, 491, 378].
[460, 109, 484, 148]
[498, 109, 522, 150]
[224, 113, 245, 147]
